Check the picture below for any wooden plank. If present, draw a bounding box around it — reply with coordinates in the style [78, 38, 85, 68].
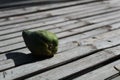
[74, 29, 120, 50]
[0, 42, 26, 53]
[0, 23, 114, 49]
[0, 24, 109, 52]
[74, 60, 120, 80]
[0, 2, 107, 27]
[0, 8, 35, 19]
[0, 20, 85, 36]
[0, 18, 74, 31]
[90, 12, 120, 23]
[0, 2, 116, 29]
[0, 0, 95, 17]
[111, 76, 120, 80]
[109, 22, 120, 30]
[0, 15, 64, 27]
[0, 39, 79, 61]
[0, 36, 80, 54]
[40, 3, 106, 16]
[60, 19, 120, 44]
[0, 26, 110, 58]
[1, 29, 118, 79]
[0, 17, 70, 36]
[0, 37, 118, 79]
[80, 29, 120, 46]
[64, 6, 120, 20]
[0, 1, 119, 29]
[25, 46, 120, 80]
[60, 29, 120, 52]
[0, 16, 69, 31]
[23, 0, 98, 12]
[31, 21, 87, 33]
[57, 17, 120, 38]
[81, 10, 120, 23]
[114, 63, 120, 72]
[59, 27, 111, 44]
[1, 17, 120, 52]
[1, 1, 120, 80]
[3, 13, 119, 40]
[8, 2, 102, 19]
[0, 19, 78, 41]
[0, 45, 96, 80]
[0, 20, 86, 41]
[81, 9, 120, 21]
[74, 46, 120, 80]
[0, 41, 79, 67]
[44, 28, 120, 51]
[0, 2, 102, 19]
[0, 0, 96, 8]
[0, 27, 110, 60]
[105, 46, 120, 57]
[0, 59, 15, 71]
[93, 35, 120, 49]
[0, 4, 108, 30]
[0, 19, 7, 22]
[1, 3, 104, 27]
[11, 4, 105, 22]
[0, 26, 112, 52]
[2, 3, 119, 29]
[0, 54, 8, 61]
[0, 21, 87, 48]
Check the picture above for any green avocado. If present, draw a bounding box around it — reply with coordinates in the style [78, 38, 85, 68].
[22, 30, 58, 57]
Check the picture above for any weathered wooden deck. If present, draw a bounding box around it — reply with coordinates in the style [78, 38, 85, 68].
[0, 0, 120, 80]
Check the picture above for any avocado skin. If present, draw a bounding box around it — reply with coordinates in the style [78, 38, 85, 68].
[22, 30, 58, 58]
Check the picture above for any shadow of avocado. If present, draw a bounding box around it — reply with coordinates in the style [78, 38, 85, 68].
[6, 52, 52, 66]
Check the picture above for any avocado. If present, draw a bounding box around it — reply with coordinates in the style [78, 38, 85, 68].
[22, 30, 58, 58]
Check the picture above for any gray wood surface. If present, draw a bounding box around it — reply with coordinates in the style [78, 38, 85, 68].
[25, 46, 120, 80]
[0, 59, 15, 71]
[74, 46, 120, 80]
[81, 10, 120, 23]
[0, 45, 96, 80]
[114, 63, 120, 72]
[0, 1, 104, 27]
[0, 0, 96, 8]
[0, 0, 93, 17]
[0, 0, 120, 80]
[80, 29, 120, 46]
[74, 60, 120, 80]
